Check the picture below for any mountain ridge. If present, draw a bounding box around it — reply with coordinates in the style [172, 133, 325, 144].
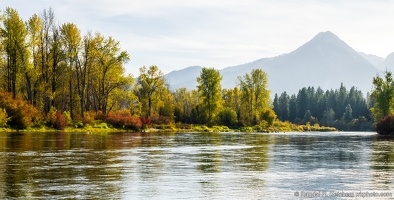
[165, 31, 384, 95]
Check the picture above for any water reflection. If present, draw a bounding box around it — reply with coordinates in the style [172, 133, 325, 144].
[0, 131, 393, 199]
[371, 135, 394, 190]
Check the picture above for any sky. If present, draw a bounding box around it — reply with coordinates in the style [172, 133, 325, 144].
[2, 0, 394, 76]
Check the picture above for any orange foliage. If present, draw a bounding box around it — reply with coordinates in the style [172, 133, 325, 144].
[0, 92, 42, 129]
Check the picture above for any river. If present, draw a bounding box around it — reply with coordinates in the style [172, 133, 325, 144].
[0, 131, 393, 199]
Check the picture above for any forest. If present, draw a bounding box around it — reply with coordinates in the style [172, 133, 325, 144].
[0, 7, 382, 132]
[273, 84, 374, 131]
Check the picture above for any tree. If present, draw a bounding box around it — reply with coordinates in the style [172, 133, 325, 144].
[173, 88, 197, 123]
[218, 107, 238, 127]
[342, 104, 353, 122]
[91, 34, 130, 114]
[26, 13, 43, 107]
[370, 71, 394, 122]
[321, 108, 335, 126]
[278, 92, 290, 121]
[60, 22, 81, 118]
[289, 94, 297, 122]
[238, 69, 270, 125]
[296, 88, 309, 120]
[197, 67, 222, 124]
[1, 7, 29, 98]
[222, 87, 242, 121]
[136, 65, 166, 117]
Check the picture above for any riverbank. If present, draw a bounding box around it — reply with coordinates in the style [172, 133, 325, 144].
[0, 120, 337, 133]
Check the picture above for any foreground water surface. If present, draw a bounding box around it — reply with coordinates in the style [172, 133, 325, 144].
[0, 131, 393, 199]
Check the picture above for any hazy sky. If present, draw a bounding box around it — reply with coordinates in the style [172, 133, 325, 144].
[2, 0, 394, 75]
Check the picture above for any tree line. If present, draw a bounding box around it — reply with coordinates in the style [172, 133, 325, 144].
[0, 7, 383, 132]
[1, 7, 131, 119]
[0, 7, 276, 129]
[273, 84, 373, 131]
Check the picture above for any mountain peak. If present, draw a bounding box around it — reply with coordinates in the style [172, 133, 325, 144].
[308, 31, 345, 46]
[166, 31, 378, 96]
[315, 31, 336, 38]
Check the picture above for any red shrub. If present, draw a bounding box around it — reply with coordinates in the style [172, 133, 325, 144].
[140, 117, 152, 126]
[105, 109, 142, 130]
[151, 115, 172, 125]
[47, 109, 67, 130]
[54, 112, 67, 130]
[376, 114, 394, 135]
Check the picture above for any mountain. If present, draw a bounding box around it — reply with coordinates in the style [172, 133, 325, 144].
[165, 31, 379, 96]
[165, 66, 202, 90]
[378, 52, 394, 72]
[358, 52, 384, 68]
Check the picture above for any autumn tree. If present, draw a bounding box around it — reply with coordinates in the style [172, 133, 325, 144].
[136, 65, 166, 117]
[26, 14, 43, 107]
[197, 67, 223, 124]
[238, 69, 270, 125]
[371, 71, 394, 122]
[1, 7, 29, 98]
[222, 87, 242, 120]
[91, 34, 130, 114]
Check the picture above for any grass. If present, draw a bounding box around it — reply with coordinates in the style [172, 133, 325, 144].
[0, 120, 337, 133]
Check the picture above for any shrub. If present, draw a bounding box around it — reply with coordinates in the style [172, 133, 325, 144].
[62, 111, 72, 126]
[376, 114, 394, 135]
[260, 108, 277, 127]
[0, 92, 42, 129]
[83, 111, 96, 125]
[46, 107, 58, 126]
[217, 108, 238, 127]
[54, 112, 67, 130]
[0, 108, 10, 127]
[140, 117, 152, 127]
[46, 107, 67, 130]
[151, 115, 173, 125]
[105, 109, 142, 130]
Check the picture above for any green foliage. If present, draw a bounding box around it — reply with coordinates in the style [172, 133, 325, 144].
[275, 84, 371, 131]
[217, 108, 238, 127]
[93, 122, 109, 129]
[342, 104, 353, 122]
[0, 108, 10, 127]
[135, 65, 167, 117]
[260, 108, 277, 127]
[197, 67, 223, 124]
[238, 69, 270, 125]
[371, 71, 394, 122]
[62, 111, 72, 126]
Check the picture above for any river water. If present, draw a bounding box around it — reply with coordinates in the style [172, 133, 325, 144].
[0, 131, 393, 199]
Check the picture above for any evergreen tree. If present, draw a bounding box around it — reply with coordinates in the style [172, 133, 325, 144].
[343, 104, 353, 122]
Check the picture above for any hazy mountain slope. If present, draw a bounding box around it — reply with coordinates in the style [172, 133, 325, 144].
[358, 52, 384, 68]
[165, 66, 202, 90]
[265, 31, 378, 95]
[165, 31, 379, 95]
[378, 52, 394, 72]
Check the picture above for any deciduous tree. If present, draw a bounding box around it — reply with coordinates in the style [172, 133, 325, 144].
[197, 67, 222, 124]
